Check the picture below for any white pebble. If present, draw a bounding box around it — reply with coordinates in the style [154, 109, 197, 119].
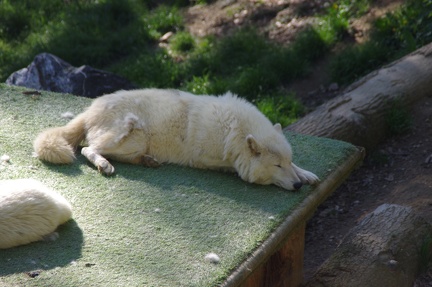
[154, 208, 161, 213]
[205, 253, 220, 264]
[61, 111, 75, 119]
[1, 154, 10, 162]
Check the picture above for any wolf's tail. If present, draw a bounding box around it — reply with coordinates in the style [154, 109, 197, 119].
[33, 114, 86, 164]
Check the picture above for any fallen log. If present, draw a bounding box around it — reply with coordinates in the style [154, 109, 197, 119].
[305, 204, 432, 287]
[286, 43, 432, 149]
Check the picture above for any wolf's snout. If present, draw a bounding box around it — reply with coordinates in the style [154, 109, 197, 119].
[293, 182, 303, 190]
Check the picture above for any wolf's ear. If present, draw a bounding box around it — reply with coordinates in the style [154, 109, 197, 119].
[274, 123, 282, 134]
[246, 134, 261, 156]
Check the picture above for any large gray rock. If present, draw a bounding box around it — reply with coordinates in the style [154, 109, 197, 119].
[6, 53, 137, 98]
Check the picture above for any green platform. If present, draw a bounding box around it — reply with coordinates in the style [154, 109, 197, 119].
[0, 85, 362, 287]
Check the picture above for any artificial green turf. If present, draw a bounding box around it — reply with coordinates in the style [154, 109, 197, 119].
[0, 84, 358, 287]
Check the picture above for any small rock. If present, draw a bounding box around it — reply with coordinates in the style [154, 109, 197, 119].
[384, 174, 394, 182]
[234, 18, 243, 25]
[6, 53, 137, 98]
[26, 270, 42, 278]
[159, 31, 173, 42]
[388, 259, 398, 266]
[308, 89, 318, 96]
[1, 154, 10, 163]
[328, 82, 339, 92]
[205, 253, 220, 264]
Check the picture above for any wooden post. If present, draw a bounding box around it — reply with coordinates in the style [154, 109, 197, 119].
[240, 222, 306, 287]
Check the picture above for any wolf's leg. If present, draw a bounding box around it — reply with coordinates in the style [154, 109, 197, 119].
[81, 147, 115, 175]
[292, 163, 320, 185]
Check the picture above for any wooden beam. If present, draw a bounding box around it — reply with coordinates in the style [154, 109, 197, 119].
[240, 223, 305, 287]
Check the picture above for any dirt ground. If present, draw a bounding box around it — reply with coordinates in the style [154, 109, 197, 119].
[184, 0, 432, 285]
[303, 96, 432, 284]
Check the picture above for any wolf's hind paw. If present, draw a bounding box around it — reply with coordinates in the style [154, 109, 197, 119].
[141, 155, 160, 168]
[97, 161, 115, 175]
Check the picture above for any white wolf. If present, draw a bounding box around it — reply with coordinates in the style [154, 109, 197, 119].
[34, 89, 319, 190]
[0, 179, 72, 249]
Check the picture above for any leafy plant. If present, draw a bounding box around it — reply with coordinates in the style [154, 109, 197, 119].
[419, 235, 432, 274]
[170, 31, 196, 54]
[2, 0, 427, 129]
[329, 41, 389, 85]
[385, 98, 412, 136]
[255, 93, 304, 127]
[144, 5, 183, 39]
[330, 0, 432, 85]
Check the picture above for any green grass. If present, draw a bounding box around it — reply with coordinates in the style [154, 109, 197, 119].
[419, 235, 432, 274]
[330, 0, 432, 85]
[385, 98, 412, 136]
[182, 28, 311, 99]
[0, 0, 333, 126]
[255, 93, 305, 127]
[170, 31, 196, 54]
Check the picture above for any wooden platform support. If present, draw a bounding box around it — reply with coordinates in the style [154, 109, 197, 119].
[240, 223, 306, 287]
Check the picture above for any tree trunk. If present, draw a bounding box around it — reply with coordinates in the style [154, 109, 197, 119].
[286, 43, 432, 149]
[304, 204, 432, 287]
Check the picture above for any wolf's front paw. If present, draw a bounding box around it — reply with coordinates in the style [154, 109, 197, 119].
[97, 159, 115, 175]
[292, 163, 320, 185]
[300, 170, 320, 185]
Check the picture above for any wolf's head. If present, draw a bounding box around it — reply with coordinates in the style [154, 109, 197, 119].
[236, 123, 316, 191]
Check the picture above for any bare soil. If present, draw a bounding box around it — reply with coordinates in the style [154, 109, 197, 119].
[183, 0, 432, 285]
[304, 96, 432, 285]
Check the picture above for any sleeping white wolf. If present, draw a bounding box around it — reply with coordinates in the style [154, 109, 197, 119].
[0, 179, 72, 249]
[34, 89, 319, 190]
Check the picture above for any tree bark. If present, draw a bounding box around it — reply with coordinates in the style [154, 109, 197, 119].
[286, 43, 432, 149]
[304, 204, 432, 287]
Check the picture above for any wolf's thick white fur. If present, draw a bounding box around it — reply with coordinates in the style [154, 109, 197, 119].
[0, 179, 72, 249]
[34, 89, 319, 190]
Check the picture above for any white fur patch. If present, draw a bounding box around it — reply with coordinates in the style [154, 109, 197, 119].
[61, 111, 75, 119]
[0, 179, 72, 249]
[111, 113, 145, 144]
[124, 113, 141, 128]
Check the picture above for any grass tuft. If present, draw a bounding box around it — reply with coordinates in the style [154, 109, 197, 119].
[385, 98, 412, 136]
[419, 235, 432, 274]
[330, 0, 432, 85]
[170, 31, 196, 54]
